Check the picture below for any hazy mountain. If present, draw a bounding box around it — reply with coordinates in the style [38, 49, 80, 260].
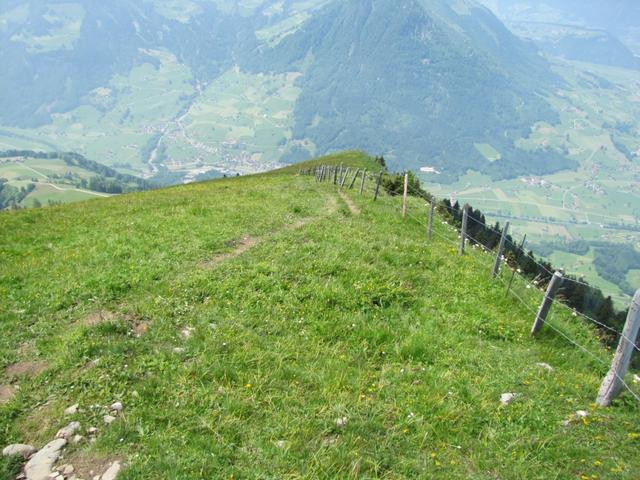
[0, 0, 578, 182]
[479, 0, 640, 57]
[246, 0, 570, 178]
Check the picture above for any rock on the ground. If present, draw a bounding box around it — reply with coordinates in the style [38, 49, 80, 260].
[335, 417, 348, 428]
[101, 461, 121, 480]
[56, 422, 80, 440]
[62, 464, 74, 475]
[72, 435, 83, 445]
[103, 415, 116, 425]
[576, 410, 588, 418]
[500, 393, 518, 405]
[2, 444, 36, 459]
[536, 363, 554, 372]
[180, 327, 194, 339]
[24, 438, 67, 480]
[110, 402, 123, 413]
[87, 427, 98, 435]
[64, 404, 79, 416]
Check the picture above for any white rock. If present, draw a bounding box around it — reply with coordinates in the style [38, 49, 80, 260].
[101, 461, 121, 480]
[64, 404, 79, 416]
[180, 327, 194, 339]
[576, 410, 588, 418]
[536, 363, 554, 372]
[63, 465, 74, 475]
[2, 444, 36, 459]
[335, 417, 348, 428]
[72, 435, 83, 444]
[103, 415, 116, 425]
[110, 402, 123, 412]
[25, 438, 67, 480]
[56, 422, 81, 440]
[275, 440, 286, 449]
[172, 347, 185, 354]
[500, 393, 518, 405]
[634, 374, 640, 384]
[87, 427, 98, 435]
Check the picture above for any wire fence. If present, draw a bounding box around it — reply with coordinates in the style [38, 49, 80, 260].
[298, 165, 640, 406]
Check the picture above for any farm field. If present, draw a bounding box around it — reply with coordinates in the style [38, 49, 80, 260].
[422, 58, 640, 305]
[1, 152, 639, 479]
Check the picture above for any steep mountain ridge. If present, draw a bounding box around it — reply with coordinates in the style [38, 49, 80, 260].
[248, 0, 571, 178]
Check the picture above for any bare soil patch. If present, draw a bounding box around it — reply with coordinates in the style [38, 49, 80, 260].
[64, 452, 122, 479]
[338, 191, 361, 215]
[5, 360, 48, 379]
[0, 384, 17, 404]
[201, 236, 258, 269]
[80, 310, 116, 326]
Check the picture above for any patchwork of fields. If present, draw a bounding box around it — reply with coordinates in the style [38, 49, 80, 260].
[423, 59, 640, 305]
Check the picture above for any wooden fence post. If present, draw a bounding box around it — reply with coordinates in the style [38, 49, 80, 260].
[597, 289, 640, 406]
[402, 172, 409, 218]
[459, 204, 469, 255]
[340, 167, 350, 188]
[427, 199, 435, 241]
[333, 166, 338, 184]
[492, 222, 510, 278]
[531, 271, 563, 335]
[360, 170, 367, 195]
[373, 172, 383, 201]
[349, 169, 360, 189]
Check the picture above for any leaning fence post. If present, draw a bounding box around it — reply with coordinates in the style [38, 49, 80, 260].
[458, 204, 469, 255]
[597, 289, 640, 406]
[492, 222, 510, 278]
[349, 169, 360, 189]
[340, 167, 350, 188]
[427, 199, 435, 241]
[531, 271, 563, 335]
[402, 172, 409, 218]
[333, 166, 338, 184]
[373, 172, 383, 201]
[360, 170, 367, 195]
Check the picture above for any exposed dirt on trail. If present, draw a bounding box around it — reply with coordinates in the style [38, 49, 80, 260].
[201, 194, 339, 268]
[201, 236, 259, 269]
[5, 360, 48, 378]
[64, 452, 123, 480]
[0, 384, 17, 404]
[338, 191, 361, 215]
[80, 310, 117, 326]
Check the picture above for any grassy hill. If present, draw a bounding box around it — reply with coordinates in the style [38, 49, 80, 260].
[1, 152, 638, 479]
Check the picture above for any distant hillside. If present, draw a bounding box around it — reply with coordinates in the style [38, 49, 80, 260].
[480, 0, 640, 55]
[0, 150, 154, 209]
[246, 0, 574, 180]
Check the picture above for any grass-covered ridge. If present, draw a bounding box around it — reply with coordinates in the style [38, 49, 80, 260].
[0, 151, 638, 479]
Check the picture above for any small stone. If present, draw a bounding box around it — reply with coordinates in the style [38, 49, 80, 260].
[275, 440, 286, 449]
[64, 404, 79, 416]
[101, 461, 121, 480]
[2, 444, 36, 459]
[335, 417, 348, 428]
[56, 422, 81, 440]
[500, 393, 518, 405]
[103, 415, 116, 425]
[172, 347, 185, 354]
[87, 427, 98, 435]
[536, 363, 554, 372]
[72, 435, 83, 445]
[92, 476, 100, 480]
[63, 465, 74, 475]
[180, 327, 194, 339]
[110, 402, 123, 412]
[576, 410, 588, 418]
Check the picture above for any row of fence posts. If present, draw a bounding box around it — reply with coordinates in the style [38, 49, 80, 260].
[299, 166, 639, 407]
